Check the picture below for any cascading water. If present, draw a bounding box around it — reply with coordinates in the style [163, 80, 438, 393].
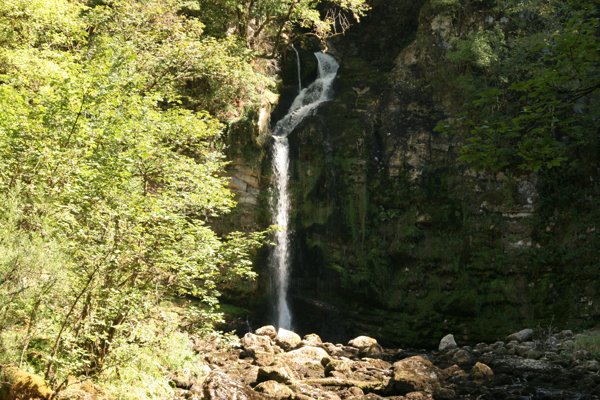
[270, 52, 340, 329]
[292, 45, 302, 92]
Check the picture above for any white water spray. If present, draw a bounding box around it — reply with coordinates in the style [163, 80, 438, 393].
[270, 52, 339, 329]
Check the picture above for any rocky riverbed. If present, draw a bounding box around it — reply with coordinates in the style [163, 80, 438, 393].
[2, 327, 598, 399]
[172, 327, 600, 400]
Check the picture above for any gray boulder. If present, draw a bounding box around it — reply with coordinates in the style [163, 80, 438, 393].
[275, 328, 302, 350]
[506, 328, 534, 342]
[202, 370, 261, 400]
[438, 334, 457, 352]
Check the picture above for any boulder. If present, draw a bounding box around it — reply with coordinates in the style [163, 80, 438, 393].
[525, 349, 543, 360]
[289, 382, 342, 400]
[470, 362, 493, 381]
[359, 343, 384, 358]
[257, 366, 293, 385]
[323, 358, 355, 377]
[241, 332, 277, 366]
[276, 328, 302, 350]
[202, 370, 261, 400]
[255, 325, 278, 339]
[323, 343, 360, 358]
[506, 328, 534, 342]
[302, 333, 323, 347]
[279, 346, 329, 378]
[254, 380, 294, 399]
[389, 356, 442, 395]
[438, 334, 457, 352]
[344, 386, 364, 397]
[441, 364, 466, 381]
[253, 351, 275, 367]
[241, 333, 274, 354]
[0, 367, 53, 400]
[348, 336, 378, 349]
[451, 349, 472, 365]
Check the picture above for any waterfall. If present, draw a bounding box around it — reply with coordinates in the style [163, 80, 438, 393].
[292, 45, 302, 93]
[270, 52, 340, 329]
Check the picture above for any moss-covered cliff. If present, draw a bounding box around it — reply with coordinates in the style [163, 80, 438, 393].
[226, 0, 599, 347]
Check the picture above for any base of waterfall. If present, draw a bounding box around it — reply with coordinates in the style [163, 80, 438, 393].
[4, 327, 597, 399]
[168, 327, 597, 400]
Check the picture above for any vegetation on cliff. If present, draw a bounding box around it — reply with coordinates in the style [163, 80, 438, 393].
[438, 0, 599, 174]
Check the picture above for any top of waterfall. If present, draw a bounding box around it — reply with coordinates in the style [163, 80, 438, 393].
[314, 52, 339, 77]
[271, 52, 339, 138]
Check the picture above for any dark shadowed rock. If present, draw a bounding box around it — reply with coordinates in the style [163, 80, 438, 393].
[470, 362, 494, 382]
[256, 366, 293, 384]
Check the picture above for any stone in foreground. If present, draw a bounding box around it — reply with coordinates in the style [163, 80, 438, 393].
[202, 370, 261, 400]
[470, 362, 493, 382]
[348, 335, 378, 349]
[254, 380, 294, 399]
[255, 325, 278, 339]
[390, 356, 442, 395]
[276, 328, 302, 350]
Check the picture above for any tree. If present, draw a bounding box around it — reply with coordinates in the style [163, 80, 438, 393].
[193, 0, 370, 55]
[0, 0, 269, 392]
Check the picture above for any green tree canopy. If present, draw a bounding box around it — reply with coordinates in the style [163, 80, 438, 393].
[0, 0, 269, 393]
[192, 0, 369, 54]
[438, 0, 599, 173]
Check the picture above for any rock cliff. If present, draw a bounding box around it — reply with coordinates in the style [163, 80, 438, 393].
[225, 0, 599, 346]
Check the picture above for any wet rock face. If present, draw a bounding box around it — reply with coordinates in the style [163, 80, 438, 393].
[221, 0, 598, 348]
[274, 0, 599, 348]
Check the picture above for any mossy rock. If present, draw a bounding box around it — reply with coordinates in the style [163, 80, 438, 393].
[0, 367, 52, 400]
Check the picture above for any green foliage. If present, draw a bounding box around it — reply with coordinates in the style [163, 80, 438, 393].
[0, 0, 271, 395]
[439, 0, 600, 173]
[573, 330, 600, 358]
[194, 0, 369, 54]
[447, 30, 502, 69]
[429, 0, 461, 12]
[98, 310, 208, 400]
